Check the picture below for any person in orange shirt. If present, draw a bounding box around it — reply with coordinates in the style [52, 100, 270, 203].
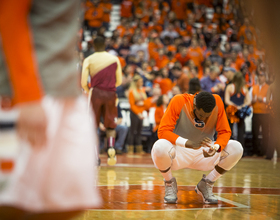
[135, 2, 153, 24]
[224, 3, 234, 22]
[175, 47, 190, 66]
[152, 91, 243, 204]
[237, 17, 257, 42]
[116, 17, 127, 36]
[148, 37, 164, 60]
[250, 71, 269, 156]
[153, 67, 174, 95]
[100, 0, 112, 30]
[120, 0, 133, 18]
[84, 0, 104, 33]
[212, 6, 223, 23]
[172, 66, 190, 94]
[187, 38, 204, 68]
[218, 18, 230, 34]
[171, 0, 187, 25]
[158, 0, 170, 19]
[127, 75, 153, 154]
[155, 48, 169, 69]
[243, 31, 257, 48]
[148, 17, 164, 33]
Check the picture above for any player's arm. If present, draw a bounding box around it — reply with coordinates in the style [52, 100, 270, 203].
[0, 0, 47, 147]
[214, 95, 232, 151]
[224, 84, 237, 107]
[115, 58, 122, 87]
[0, 0, 43, 104]
[158, 95, 189, 147]
[81, 57, 90, 93]
[243, 87, 251, 106]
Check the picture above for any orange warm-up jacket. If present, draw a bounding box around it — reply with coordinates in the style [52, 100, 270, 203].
[158, 93, 231, 151]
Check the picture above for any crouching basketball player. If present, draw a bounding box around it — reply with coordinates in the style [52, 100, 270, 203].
[151, 91, 243, 204]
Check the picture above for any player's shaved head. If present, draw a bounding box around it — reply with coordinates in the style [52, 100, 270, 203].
[195, 91, 216, 113]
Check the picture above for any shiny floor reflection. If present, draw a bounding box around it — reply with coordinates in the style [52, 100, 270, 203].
[74, 155, 280, 220]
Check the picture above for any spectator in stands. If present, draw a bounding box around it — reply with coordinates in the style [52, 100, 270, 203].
[100, 0, 112, 30]
[250, 71, 270, 156]
[218, 67, 236, 101]
[155, 48, 169, 69]
[172, 66, 190, 94]
[149, 94, 170, 151]
[171, 0, 187, 25]
[188, 77, 201, 95]
[84, 0, 104, 34]
[120, 0, 133, 19]
[117, 36, 130, 59]
[171, 85, 182, 97]
[208, 45, 223, 66]
[153, 68, 174, 96]
[225, 72, 251, 153]
[175, 46, 190, 66]
[223, 42, 232, 60]
[188, 38, 204, 69]
[130, 36, 149, 61]
[200, 65, 224, 95]
[160, 23, 179, 40]
[238, 17, 257, 44]
[127, 75, 149, 154]
[116, 64, 133, 98]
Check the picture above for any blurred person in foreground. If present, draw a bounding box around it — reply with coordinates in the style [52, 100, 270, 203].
[245, 0, 280, 161]
[0, 0, 101, 219]
[152, 91, 243, 204]
[81, 36, 122, 166]
[265, 80, 280, 159]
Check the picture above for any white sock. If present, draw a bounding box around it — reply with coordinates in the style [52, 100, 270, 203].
[206, 169, 222, 182]
[161, 170, 173, 181]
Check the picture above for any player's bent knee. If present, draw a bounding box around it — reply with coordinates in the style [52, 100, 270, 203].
[152, 139, 173, 158]
[219, 140, 243, 171]
[230, 140, 243, 158]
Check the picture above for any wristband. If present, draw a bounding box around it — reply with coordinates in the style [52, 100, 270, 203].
[211, 144, 220, 151]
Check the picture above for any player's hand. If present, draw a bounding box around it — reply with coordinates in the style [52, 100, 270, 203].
[185, 140, 202, 149]
[203, 144, 219, 157]
[201, 137, 212, 147]
[17, 101, 47, 148]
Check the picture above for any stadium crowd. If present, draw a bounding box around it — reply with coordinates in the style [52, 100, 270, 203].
[79, 0, 279, 159]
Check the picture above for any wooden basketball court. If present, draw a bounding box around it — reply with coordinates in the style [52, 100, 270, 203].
[74, 153, 280, 220]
